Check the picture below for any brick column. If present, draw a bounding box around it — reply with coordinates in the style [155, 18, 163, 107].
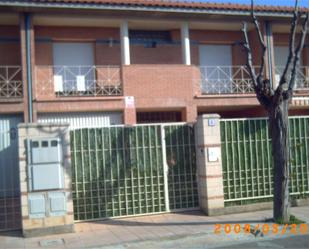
[195, 114, 224, 215]
[18, 123, 74, 237]
[182, 105, 197, 123]
[124, 108, 136, 125]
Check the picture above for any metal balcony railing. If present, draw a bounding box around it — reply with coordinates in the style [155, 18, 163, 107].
[199, 66, 256, 95]
[275, 66, 309, 90]
[0, 66, 23, 99]
[35, 66, 122, 98]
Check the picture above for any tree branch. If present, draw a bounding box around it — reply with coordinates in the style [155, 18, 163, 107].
[279, 0, 299, 87]
[250, 0, 267, 80]
[242, 21, 258, 89]
[288, 12, 309, 94]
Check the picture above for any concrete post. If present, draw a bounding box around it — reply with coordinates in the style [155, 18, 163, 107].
[18, 123, 74, 237]
[181, 22, 191, 65]
[195, 114, 225, 215]
[120, 21, 130, 65]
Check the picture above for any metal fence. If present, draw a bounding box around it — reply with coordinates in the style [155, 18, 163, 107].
[0, 66, 23, 99]
[70, 124, 198, 221]
[0, 115, 23, 231]
[220, 116, 309, 206]
[199, 66, 256, 95]
[275, 66, 309, 90]
[35, 65, 122, 99]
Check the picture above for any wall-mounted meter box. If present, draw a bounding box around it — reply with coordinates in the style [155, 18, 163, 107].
[27, 138, 64, 191]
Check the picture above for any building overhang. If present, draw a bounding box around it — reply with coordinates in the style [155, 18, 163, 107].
[0, 0, 303, 20]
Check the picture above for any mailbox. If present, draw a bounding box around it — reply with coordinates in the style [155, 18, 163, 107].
[27, 138, 64, 191]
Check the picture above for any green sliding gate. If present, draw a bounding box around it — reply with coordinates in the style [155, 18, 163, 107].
[70, 124, 198, 221]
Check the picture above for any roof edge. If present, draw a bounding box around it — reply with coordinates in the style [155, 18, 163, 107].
[0, 1, 299, 18]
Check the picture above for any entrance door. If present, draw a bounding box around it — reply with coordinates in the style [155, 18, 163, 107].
[199, 45, 233, 94]
[0, 114, 23, 231]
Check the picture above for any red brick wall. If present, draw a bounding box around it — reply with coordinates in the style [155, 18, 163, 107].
[95, 44, 121, 65]
[34, 27, 247, 66]
[123, 64, 195, 107]
[131, 44, 182, 64]
[122, 64, 198, 122]
[31, 26, 271, 123]
[190, 30, 246, 66]
[35, 26, 119, 40]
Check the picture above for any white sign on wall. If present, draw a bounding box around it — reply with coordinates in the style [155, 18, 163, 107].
[207, 147, 220, 162]
[208, 119, 216, 127]
[125, 96, 135, 109]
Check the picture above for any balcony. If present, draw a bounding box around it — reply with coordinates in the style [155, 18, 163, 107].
[198, 66, 256, 95]
[198, 66, 309, 96]
[275, 66, 309, 91]
[0, 66, 23, 100]
[33, 64, 309, 103]
[35, 66, 122, 100]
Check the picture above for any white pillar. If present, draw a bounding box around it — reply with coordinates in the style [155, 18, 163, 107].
[181, 22, 191, 65]
[120, 20, 130, 65]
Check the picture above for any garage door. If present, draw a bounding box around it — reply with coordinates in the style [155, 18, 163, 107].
[38, 112, 123, 130]
[0, 114, 23, 231]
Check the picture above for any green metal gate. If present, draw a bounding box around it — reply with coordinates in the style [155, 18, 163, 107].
[164, 125, 199, 210]
[70, 124, 198, 221]
[0, 114, 23, 231]
[220, 116, 309, 206]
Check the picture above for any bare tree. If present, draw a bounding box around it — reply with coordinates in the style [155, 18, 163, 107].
[242, 0, 308, 223]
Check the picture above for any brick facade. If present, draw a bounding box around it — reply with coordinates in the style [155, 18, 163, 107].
[0, 11, 309, 124]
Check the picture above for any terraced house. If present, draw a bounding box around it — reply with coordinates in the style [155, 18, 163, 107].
[0, 0, 309, 235]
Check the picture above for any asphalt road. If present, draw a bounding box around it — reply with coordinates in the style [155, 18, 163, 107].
[219, 234, 309, 249]
[102, 232, 309, 249]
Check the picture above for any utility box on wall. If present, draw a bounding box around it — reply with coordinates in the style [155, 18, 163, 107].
[27, 138, 64, 191]
[19, 123, 74, 237]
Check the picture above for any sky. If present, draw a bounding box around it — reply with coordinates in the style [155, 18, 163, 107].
[190, 0, 309, 7]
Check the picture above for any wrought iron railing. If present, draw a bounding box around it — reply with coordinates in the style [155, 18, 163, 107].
[275, 66, 309, 90]
[199, 66, 257, 95]
[35, 65, 122, 98]
[0, 66, 23, 99]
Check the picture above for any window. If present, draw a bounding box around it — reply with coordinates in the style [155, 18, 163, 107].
[199, 45, 233, 94]
[274, 46, 303, 86]
[52, 42, 95, 94]
[129, 30, 171, 47]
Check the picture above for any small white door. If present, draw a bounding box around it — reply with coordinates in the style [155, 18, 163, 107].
[53, 42, 95, 93]
[199, 45, 233, 93]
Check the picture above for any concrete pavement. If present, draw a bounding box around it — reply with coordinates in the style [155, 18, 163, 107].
[0, 206, 308, 249]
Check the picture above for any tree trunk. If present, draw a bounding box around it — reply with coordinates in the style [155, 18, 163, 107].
[268, 100, 290, 223]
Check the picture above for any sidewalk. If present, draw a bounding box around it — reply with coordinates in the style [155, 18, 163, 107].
[0, 206, 308, 249]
